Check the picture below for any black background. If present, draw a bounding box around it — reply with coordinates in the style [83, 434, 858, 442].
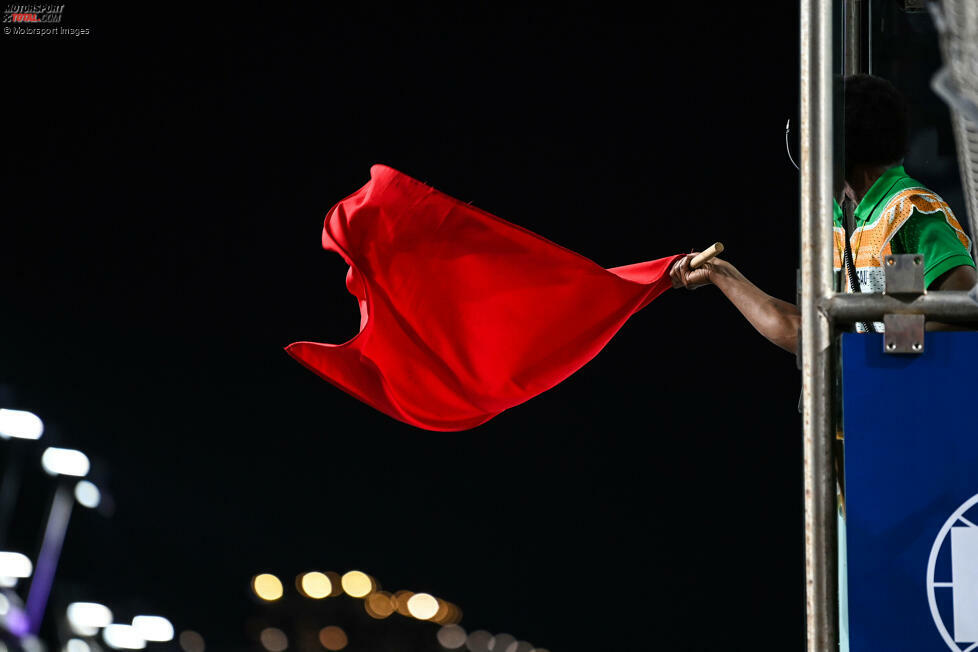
[2, 4, 806, 650]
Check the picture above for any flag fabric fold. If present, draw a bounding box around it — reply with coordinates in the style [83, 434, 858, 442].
[286, 164, 680, 431]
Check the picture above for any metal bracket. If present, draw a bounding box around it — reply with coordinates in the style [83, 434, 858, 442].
[883, 254, 925, 295]
[883, 314, 925, 354]
[883, 254, 926, 354]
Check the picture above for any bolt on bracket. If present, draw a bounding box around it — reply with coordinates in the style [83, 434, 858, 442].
[883, 254, 926, 354]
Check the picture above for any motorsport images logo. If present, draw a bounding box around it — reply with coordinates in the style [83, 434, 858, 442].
[3, 3, 63, 23]
[3, 3, 91, 37]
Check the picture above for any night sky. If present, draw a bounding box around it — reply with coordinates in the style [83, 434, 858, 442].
[2, 5, 806, 650]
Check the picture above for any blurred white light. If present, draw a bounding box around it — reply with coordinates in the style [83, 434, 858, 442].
[67, 602, 113, 629]
[0, 576, 18, 588]
[0, 552, 32, 578]
[406, 592, 439, 620]
[66, 639, 91, 652]
[74, 481, 101, 509]
[0, 593, 9, 616]
[71, 623, 98, 637]
[22, 637, 42, 652]
[466, 630, 493, 652]
[259, 628, 287, 652]
[41, 447, 90, 477]
[489, 633, 515, 652]
[103, 625, 145, 650]
[0, 409, 43, 440]
[131, 616, 173, 642]
[436, 625, 467, 649]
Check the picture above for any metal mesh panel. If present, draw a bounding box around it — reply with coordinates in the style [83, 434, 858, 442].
[929, 0, 978, 268]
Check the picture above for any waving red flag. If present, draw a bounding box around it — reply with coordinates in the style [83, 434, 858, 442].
[287, 165, 680, 431]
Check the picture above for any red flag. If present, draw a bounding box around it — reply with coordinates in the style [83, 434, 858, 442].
[287, 165, 681, 431]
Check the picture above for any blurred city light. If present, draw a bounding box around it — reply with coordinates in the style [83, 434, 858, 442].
[436, 624, 467, 649]
[0, 577, 18, 588]
[41, 447, 90, 477]
[67, 602, 113, 630]
[431, 599, 451, 624]
[131, 615, 174, 642]
[70, 625, 98, 637]
[103, 624, 146, 650]
[323, 571, 343, 597]
[6, 607, 29, 637]
[465, 630, 492, 652]
[65, 639, 90, 652]
[252, 574, 283, 601]
[489, 633, 515, 652]
[510, 642, 534, 652]
[258, 628, 287, 652]
[363, 591, 394, 619]
[392, 590, 414, 617]
[297, 571, 331, 599]
[406, 592, 439, 620]
[339, 571, 373, 598]
[317, 626, 347, 651]
[0, 409, 43, 440]
[0, 593, 8, 616]
[178, 630, 205, 652]
[0, 552, 32, 578]
[74, 481, 101, 509]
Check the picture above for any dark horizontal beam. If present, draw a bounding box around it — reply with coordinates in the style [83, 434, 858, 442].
[819, 291, 978, 323]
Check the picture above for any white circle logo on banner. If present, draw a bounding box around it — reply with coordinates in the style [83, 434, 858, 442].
[927, 493, 978, 650]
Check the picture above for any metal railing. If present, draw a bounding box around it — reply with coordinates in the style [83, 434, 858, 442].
[799, 0, 838, 648]
[800, 1, 978, 650]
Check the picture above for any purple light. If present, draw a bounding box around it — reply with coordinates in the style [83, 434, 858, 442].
[25, 484, 74, 634]
[6, 606, 30, 637]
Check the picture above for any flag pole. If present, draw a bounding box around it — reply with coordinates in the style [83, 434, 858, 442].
[689, 242, 724, 269]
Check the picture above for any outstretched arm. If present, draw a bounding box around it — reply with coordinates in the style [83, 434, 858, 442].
[671, 254, 801, 354]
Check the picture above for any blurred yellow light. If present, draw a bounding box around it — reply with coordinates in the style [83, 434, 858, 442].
[318, 626, 347, 651]
[340, 571, 373, 598]
[445, 603, 463, 625]
[298, 572, 332, 599]
[252, 574, 283, 601]
[431, 599, 452, 624]
[392, 590, 414, 617]
[407, 593, 439, 620]
[364, 592, 394, 619]
[324, 571, 343, 597]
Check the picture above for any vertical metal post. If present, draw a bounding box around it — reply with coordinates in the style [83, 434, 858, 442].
[801, 0, 839, 649]
[844, 0, 866, 76]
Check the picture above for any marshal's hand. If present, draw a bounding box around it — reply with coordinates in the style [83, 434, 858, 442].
[670, 253, 714, 290]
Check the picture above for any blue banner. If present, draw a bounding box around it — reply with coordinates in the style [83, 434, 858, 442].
[843, 332, 978, 651]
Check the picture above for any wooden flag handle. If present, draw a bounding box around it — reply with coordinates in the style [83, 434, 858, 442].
[690, 242, 724, 269]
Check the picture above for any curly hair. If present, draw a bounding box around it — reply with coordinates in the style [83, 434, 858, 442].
[844, 74, 909, 171]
